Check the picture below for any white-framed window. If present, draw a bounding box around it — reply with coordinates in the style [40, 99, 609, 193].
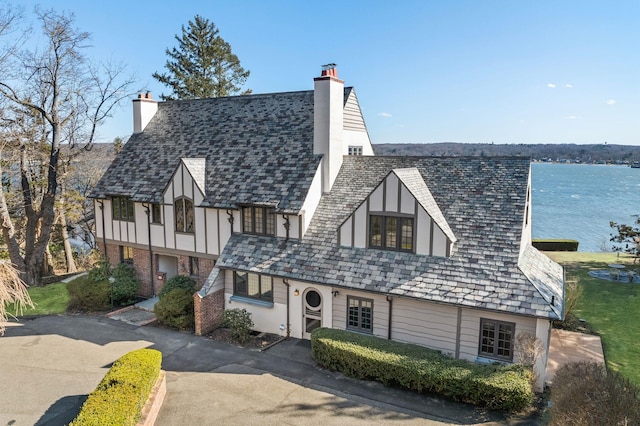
[348, 145, 363, 156]
[479, 318, 515, 362]
[347, 296, 373, 333]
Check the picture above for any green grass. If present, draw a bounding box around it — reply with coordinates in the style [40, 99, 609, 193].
[545, 251, 640, 386]
[22, 282, 69, 316]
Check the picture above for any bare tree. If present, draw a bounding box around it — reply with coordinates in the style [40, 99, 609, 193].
[0, 9, 134, 285]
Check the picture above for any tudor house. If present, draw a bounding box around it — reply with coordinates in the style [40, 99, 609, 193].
[90, 65, 564, 390]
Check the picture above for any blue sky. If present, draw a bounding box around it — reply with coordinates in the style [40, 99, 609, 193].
[12, 0, 640, 145]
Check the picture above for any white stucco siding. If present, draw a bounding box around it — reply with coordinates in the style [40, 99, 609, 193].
[150, 224, 165, 247]
[385, 173, 399, 212]
[163, 184, 173, 204]
[369, 186, 383, 211]
[300, 162, 323, 236]
[339, 217, 353, 246]
[353, 204, 367, 248]
[173, 166, 184, 197]
[416, 207, 432, 255]
[175, 233, 195, 252]
[400, 185, 415, 215]
[391, 298, 458, 356]
[219, 212, 232, 249]
[205, 209, 220, 255]
[332, 290, 389, 340]
[432, 226, 448, 257]
[164, 205, 175, 249]
[195, 207, 206, 253]
[343, 130, 374, 155]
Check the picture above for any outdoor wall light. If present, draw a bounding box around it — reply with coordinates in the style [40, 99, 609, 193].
[332, 290, 339, 297]
[294, 289, 300, 296]
[157, 273, 164, 280]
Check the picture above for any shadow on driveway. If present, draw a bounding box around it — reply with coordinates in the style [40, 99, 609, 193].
[1, 315, 540, 425]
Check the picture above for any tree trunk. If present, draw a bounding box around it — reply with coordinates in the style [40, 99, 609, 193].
[60, 209, 77, 273]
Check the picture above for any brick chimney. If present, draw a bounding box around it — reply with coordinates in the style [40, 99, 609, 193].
[132, 92, 158, 133]
[314, 64, 344, 193]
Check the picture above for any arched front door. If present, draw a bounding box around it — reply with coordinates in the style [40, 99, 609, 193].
[302, 288, 322, 339]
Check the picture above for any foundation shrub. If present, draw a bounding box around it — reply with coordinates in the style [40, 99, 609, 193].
[110, 263, 140, 306]
[158, 275, 196, 300]
[70, 348, 162, 426]
[222, 308, 254, 343]
[549, 361, 640, 425]
[154, 288, 194, 330]
[311, 327, 533, 412]
[66, 275, 110, 312]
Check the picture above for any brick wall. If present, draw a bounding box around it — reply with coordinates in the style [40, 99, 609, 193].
[103, 243, 154, 297]
[194, 288, 225, 336]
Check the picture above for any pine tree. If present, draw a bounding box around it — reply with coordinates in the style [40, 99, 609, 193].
[153, 15, 250, 100]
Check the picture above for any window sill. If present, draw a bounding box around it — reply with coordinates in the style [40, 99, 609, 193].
[230, 295, 274, 308]
[475, 356, 510, 365]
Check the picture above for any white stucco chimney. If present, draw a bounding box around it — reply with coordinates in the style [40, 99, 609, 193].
[314, 64, 344, 193]
[132, 92, 158, 133]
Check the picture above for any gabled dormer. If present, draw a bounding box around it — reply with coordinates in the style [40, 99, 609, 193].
[338, 168, 456, 257]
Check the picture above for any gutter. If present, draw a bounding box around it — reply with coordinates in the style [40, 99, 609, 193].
[97, 200, 107, 256]
[143, 203, 155, 297]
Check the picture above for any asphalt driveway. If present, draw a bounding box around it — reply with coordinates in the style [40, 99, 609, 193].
[0, 315, 534, 425]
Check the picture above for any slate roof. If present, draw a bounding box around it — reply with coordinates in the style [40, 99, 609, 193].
[393, 167, 457, 243]
[91, 90, 335, 213]
[213, 156, 564, 319]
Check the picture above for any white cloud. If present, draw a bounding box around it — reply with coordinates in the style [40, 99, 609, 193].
[378, 112, 392, 118]
[565, 83, 573, 88]
[547, 83, 556, 88]
[606, 99, 616, 105]
[565, 115, 578, 120]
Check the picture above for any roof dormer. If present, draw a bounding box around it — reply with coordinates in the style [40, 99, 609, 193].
[338, 168, 456, 257]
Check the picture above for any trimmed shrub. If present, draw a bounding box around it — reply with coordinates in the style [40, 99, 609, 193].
[550, 361, 640, 425]
[158, 275, 196, 300]
[67, 275, 110, 312]
[111, 263, 140, 306]
[311, 327, 533, 412]
[70, 348, 162, 426]
[154, 288, 194, 330]
[532, 239, 579, 252]
[88, 260, 111, 283]
[222, 308, 254, 343]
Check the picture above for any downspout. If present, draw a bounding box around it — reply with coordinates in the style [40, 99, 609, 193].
[283, 278, 291, 338]
[226, 210, 234, 233]
[97, 200, 107, 257]
[143, 204, 155, 297]
[386, 295, 393, 340]
[282, 215, 290, 241]
[261, 278, 291, 352]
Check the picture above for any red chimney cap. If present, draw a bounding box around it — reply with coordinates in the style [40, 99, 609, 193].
[320, 63, 338, 78]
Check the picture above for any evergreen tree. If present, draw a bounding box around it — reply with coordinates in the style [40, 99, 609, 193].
[153, 15, 250, 100]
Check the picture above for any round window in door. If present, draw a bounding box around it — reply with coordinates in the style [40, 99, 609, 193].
[304, 289, 322, 334]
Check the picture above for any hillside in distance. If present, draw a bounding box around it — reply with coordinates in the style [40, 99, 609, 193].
[373, 143, 640, 164]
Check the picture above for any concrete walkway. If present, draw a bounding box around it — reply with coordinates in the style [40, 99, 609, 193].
[545, 328, 605, 384]
[0, 315, 538, 426]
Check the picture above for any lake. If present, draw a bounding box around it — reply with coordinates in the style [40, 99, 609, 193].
[531, 163, 639, 252]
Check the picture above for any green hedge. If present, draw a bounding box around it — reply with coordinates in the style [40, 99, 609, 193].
[70, 348, 162, 426]
[532, 239, 579, 252]
[310, 328, 533, 412]
[67, 275, 110, 312]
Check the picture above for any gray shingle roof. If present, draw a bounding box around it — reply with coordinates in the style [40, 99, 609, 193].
[393, 167, 457, 243]
[215, 156, 564, 319]
[90, 90, 334, 213]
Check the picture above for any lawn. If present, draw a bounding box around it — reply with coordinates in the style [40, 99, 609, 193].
[545, 251, 640, 386]
[21, 282, 69, 316]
